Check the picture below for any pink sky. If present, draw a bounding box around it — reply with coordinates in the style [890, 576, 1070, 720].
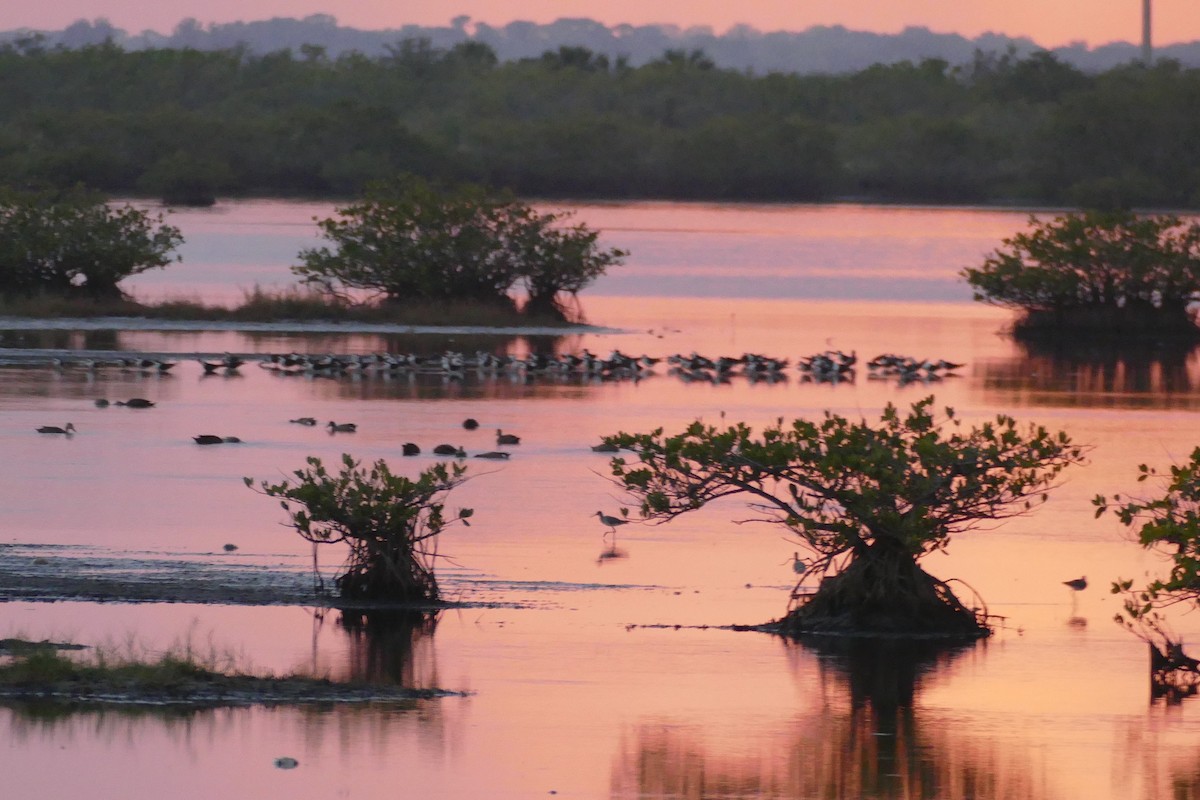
[0, 1, 1196, 48]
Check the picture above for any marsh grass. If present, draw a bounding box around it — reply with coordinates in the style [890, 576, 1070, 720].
[0, 285, 578, 328]
[0, 628, 459, 704]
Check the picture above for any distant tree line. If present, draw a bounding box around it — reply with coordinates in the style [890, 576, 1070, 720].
[0, 39, 1198, 208]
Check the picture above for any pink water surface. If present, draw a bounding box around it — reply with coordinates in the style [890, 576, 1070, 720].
[2, 202, 1199, 799]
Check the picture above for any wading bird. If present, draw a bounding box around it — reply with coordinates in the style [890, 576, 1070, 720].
[595, 511, 629, 536]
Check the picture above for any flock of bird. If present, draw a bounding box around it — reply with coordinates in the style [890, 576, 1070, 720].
[31, 348, 965, 387]
[35, 381, 1089, 599]
[37, 400, 532, 463]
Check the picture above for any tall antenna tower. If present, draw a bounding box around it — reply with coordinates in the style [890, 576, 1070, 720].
[1142, 0, 1153, 64]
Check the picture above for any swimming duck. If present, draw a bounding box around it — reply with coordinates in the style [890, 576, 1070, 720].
[37, 423, 76, 435]
[117, 398, 155, 408]
[193, 434, 224, 445]
[463, 418, 480, 430]
[475, 451, 511, 460]
[402, 442, 421, 456]
[327, 421, 357, 433]
[289, 417, 318, 426]
[432, 444, 466, 457]
[496, 429, 521, 445]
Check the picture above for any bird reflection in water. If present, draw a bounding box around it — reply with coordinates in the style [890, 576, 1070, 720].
[597, 544, 628, 565]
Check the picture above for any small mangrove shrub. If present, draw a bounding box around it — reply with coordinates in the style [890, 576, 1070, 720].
[962, 211, 1200, 338]
[248, 455, 472, 603]
[1095, 449, 1200, 696]
[605, 397, 1087, 638]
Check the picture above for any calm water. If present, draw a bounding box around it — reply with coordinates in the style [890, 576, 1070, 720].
[2, 201, 1200, 799]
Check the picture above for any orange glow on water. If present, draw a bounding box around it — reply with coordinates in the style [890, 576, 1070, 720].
[4, 202, 1200, 798]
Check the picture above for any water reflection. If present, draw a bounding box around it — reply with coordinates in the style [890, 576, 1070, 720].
[0, 329, 123, 351]
[977, 340, 1200, 409]
[334, 610, 440, 689]
[611, 638, 1051, 799]
[803, 636, 974, 712]
[0, 328, 578, 361]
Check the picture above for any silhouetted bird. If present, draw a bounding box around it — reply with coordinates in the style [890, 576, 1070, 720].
[37, 423, 76, 435]
[595, 511, 629, 535]
[1063, 576, 1087, 591]
[463, 418, 480, 430]
[497, 429, 521, 445]
[327, 421, 357, 433]
[193, 435, 224, 445]
[402, 443, 421, 456]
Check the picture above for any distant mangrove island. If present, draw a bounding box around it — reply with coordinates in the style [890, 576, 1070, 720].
[0, 38, 1196, 209]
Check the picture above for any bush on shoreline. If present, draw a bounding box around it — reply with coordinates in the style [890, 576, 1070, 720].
[963, 211, 1200, 340]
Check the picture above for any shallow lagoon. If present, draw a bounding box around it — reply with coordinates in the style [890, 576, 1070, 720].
[2, 202, 1200, 799]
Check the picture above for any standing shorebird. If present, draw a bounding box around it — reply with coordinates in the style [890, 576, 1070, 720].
[1063, 576, 1087, 592]
[595, 511, 629, 536]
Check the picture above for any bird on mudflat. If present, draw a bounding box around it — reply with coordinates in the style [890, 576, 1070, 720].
[402, 442, 421, 456]
[1063, 576, 1087, 591]
[37, 423, 76, 435]
[497, 429, 521, 445]
[595, 511, 629, 536]
[327, 421, 357, 433]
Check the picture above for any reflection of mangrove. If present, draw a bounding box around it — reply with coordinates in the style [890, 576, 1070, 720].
[800, 636, 976, 712]
[240, 330, 578, 359]
[1150, 641, 1200, 703]
[337, 610, 441, 689]
[611, 638, 1050, 800]
[977, 340, 1200, 404]
[0, 328, 122, 351]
